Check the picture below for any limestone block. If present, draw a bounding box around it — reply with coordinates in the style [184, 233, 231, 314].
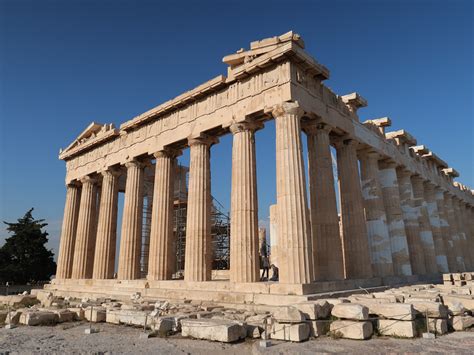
[52, 309, 75, 323]
[246, 324, 262, 338]
[273, 306, 305, 323]
[378, 319, 416, 338]
[409, 301, 448, 318]
[321, 298, 349, 306]
[331, 304, 369, 320]
[68, 307, 85, 320]
[181, 318, 245, 343]
[105, 309, 121, 324]
[366, 303, 415, 320]
[152, 317, 174, 335]
[443, 295, 474, 311]
[306, 320, 329, 337]
[270, 322, 310, 342]
[329, 320, 373, 340]
[0, 310, 8, 324]
[452, 316, 474, 331]
[444, 300, 468, 316]
[84, 306, 106, 322]
[314, 300, 333, 318]
[428, 318, 448, 335]
[19, 311, 59, 326]
[0, 295, 40, 308]
[246, 313, 269, 326]
[294, 301, 331, 320]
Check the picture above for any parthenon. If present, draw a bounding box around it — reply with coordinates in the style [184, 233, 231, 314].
[48, 31, 473, 304]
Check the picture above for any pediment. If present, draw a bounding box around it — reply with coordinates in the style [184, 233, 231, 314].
[59, 122, 118, 160]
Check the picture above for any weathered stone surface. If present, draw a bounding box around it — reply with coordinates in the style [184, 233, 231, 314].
[409, 301, 448, 318]
[329, 320, 373, 340]
[270, 322, 310, 342]
[52, 309, 75, 323]
[294, 301, 331, 320]
[428, 318, 448, 335]
[378, 319, 416, 338]
[452, 315, 474, 331]
[0, 295, 39, 308]
[181, 318, 245, 343]
[443, 295, 474, 311]
[84, 306, 106, 322]
[366, 303, 415, 320]
[67, 307, 85, 320]
[306, 320, 329, 337]
[332, 303, 369, 320]
[0, 311, 8, 324]
[273, 306, 305, 323]
[19, 311, 59, 326]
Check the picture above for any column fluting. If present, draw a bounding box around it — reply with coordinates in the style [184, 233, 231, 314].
[444, 193, 465, 271]
[435, 188, 457, 272]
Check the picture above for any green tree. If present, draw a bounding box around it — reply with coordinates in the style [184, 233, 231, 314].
[0, 208, 56, 284]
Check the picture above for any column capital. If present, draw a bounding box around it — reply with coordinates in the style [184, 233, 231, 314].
[302, 120, 332, 136]
[153, 147, 182, 159]
[125, 159, 145, 170]
[66, 180, 81, 188]
[396, 167, 414, 178]
[333, 136, 358, 149]
[188, 134, 219, 147]
[271, 101, 303, 118]
[229, 121, 263, 135]
[357, 148, 380, 161]
[80, 175, 97, 185]
[378, 159, 398, 170]
[100, 167, 122, 178]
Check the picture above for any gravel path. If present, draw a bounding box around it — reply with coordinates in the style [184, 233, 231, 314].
[1, 322, 473, 354]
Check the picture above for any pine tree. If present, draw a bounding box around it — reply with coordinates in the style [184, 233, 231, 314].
[0, 208, 56, 284]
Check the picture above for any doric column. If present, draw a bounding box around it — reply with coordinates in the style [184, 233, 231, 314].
[358, 151, 393, 277]
[229, 122, 260, 283]
[397, 169, 426, 275]
[453, 198, 472, 270]
[272, 102, 313, 284]
[435, 188, 456, 272]
[444, 193, 465, 271]
[423, 182, 449, 272]
[118, 159, 145, 280]
[147, 149, 179, 281]
[378, 161, 412, 276]
[305, 121, 344, 281]
[335, 138, 373, 279]
[184, 135, 216, 282]
[56, 183, 81, 279]
[411, 175, 438, 273]
[92, 168, 120, 279]
[71, 176, 98, 279]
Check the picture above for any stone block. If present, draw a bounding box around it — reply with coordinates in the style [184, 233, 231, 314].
[19, 311, 59, 326]
[181, 318, 245, 343]
[367, 303, 415, 320]
[320, 298, 348, 306]
[273, 306, 305, 323]
[332, 303, 369, 320]
[67, 307, 85, 320]
[270, 322, 310, 342]
[52, 309, 75, 323]
[84, 306, 106, 322]
[0, 295, 39, 308]
[0, 310, 7, 324]
[329, 320, 373, 340]
[378, 319, 416, 338]
[444, 300, 468, 316]
[294, 301, 331, 320]
[452, 315, 474, 331]
[306, 320, 329, 337]
[151, 317, 174, 335]
[443, 295, 474, 311]
[5, 310, 23, 325]
[409, 301, 448, 318]
[428, 318, 448, 335]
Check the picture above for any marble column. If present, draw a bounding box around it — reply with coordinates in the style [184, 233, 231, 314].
[434, 188, 456, 272]
[358, 151, 393, 277]
[118, 160, 145, 280]
[92, 168, 120, 279]
[444, 193, 465, 271]
[453, 198, 472, 271]
[411, 176, 438, 273]
[71, 176, 98, 279]
[147, 149, 179, 281]
[56, 183, 81, 279]
[272, 102, 313, 284]
[184, 136, 216, 282]
[397, 169, 426, 275]
[378, 161, 412, 276]
[336, 138, 373, 279]
[229, 122, 260, 283]
[423, 182, 449, 272]
[305, 121, 344, 281]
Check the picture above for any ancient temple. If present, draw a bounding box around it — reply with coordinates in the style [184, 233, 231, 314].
[45, 32, 473, 305]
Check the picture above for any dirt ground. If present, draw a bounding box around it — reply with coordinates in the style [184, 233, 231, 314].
[1, 322, 474, 354]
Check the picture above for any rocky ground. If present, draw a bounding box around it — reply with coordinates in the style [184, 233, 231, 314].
[0, 322, 473, 354]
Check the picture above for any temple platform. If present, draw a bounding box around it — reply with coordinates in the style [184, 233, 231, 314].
[37, 274, 443, 306]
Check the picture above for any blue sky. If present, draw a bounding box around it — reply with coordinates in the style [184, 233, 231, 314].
[1, 0, 473, 258]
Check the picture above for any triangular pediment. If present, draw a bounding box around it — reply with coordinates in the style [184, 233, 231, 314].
[59, 122, 118, 160]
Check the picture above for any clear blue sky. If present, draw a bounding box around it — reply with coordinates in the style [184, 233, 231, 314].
[1, 0, 473, 259]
